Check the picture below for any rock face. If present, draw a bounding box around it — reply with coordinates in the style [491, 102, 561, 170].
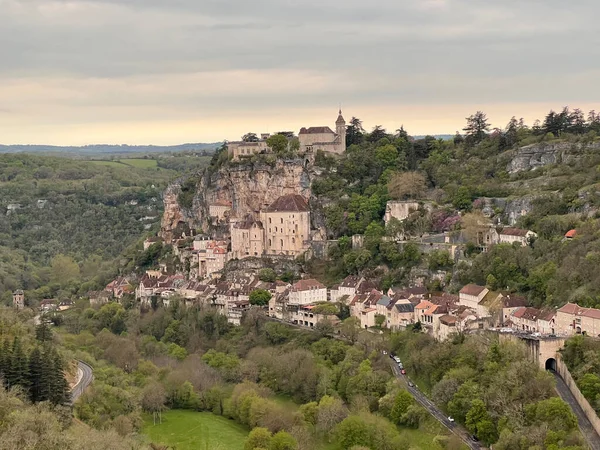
[160, 159, 313, 242]
[507, 141, 600, 174]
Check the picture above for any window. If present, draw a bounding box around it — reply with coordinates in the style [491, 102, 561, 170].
[275, 227, 278, 232]
[280, 239, 283, 247]
[292, 238, 295, 244]
[269, 218, 271, 224]
[268, 239, 271, 246]
[280, 218, 283, 224]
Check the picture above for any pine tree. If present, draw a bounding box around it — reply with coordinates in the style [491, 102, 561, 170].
[48, 348, 70, 406]
[35, 321, 53, 342]
[28, 346, 43, 402]
[8, 337, 28, 390]
[0, 339, 10, 385]
[39, 345, 55, 402]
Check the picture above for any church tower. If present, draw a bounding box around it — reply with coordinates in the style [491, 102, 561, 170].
[335, 109, 346, 153]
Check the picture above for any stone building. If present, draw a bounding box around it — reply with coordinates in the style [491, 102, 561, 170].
[288, 279, 327, 305]
[228, 139, 270, 161]
[198, 245, 228, 278]
[260, 194, 311, 257]
[12, 290, 24, 309]
[209, 200, 232, 222]
[298, 110, 346, 155]
[230, 216, 265, 259]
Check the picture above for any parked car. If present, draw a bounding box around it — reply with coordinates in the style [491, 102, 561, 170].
[532, 332, 541, 337]
[398, 363, 404, 370]
[401, 369, 406, 375]
[447, 416, 455, 422]
[471, 435, 479, 442]
[389, 353, 395, 359]
[408, 381, 414, 387]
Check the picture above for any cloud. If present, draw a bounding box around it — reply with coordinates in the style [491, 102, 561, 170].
[0, 0, 599, 144]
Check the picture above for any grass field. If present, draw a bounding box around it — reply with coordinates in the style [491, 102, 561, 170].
[142, 410, 248, 450]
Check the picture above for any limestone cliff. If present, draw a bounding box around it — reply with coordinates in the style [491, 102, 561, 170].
[160, 158, 314, 242]
[507, 141, 600, 174]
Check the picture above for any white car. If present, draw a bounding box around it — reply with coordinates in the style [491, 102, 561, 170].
[447, 416, 455, 423]
[532, 332, 541, 337]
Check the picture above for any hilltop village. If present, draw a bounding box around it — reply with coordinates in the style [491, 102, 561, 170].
[23, 110, 593, 345]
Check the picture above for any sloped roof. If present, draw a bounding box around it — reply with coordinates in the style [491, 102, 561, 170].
[341, 275, 361, 288]
[460, 284, 487, 297]
[565, 229, 577, 238]
[299, 126, 335, 135]
[395, 302, 415, 313]
[439, 315, 457, 326]
[234, 215, 263, 229]
[501, 294, 528, 308]
[376, 296, 392, 307]
[558, 303, 580, 314]
[292, 279, 326, 291]
[500, 227, 529, 237]
[265, 194, 309, 212]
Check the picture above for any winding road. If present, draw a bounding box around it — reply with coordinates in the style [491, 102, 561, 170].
[389, 361, 481, 450]
[70, 360, 94, 403]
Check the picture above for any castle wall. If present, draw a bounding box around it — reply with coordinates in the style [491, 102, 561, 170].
[261, 210, 310, 256]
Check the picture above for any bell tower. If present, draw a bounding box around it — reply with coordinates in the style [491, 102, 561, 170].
[335, 109, 346, 153]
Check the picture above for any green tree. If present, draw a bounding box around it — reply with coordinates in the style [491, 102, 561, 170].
[267, 134, 289, 156]
[387, 171, 428, 200]
[258, 268, 277, 282]
[249, 289, 272, 306]
[390, 390, 413, 425]
[35, 321, 53, 342]
[245, 427, 272, 450]
[463, 111, 490, 145]
[50, 254, 80, 286]
[27, 347, 43, 403]
[269, 431, 298, 450]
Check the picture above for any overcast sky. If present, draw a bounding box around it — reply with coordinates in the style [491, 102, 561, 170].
[1, 0, 599, 145]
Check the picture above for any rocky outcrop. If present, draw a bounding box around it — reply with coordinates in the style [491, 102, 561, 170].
[160, 158, 315, 242]
[507, 141, 600, 174]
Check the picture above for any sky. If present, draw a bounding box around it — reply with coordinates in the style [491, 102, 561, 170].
[1, 0, 599, 145]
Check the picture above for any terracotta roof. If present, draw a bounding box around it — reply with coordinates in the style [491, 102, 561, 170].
[292, 279, 326, 291]
[500, 227, 529, 237]
[211, 200, 232, 207]
[439, 315, 457, 326]
[512, 306, 542, 321]
[265, 194, 309, 212]
[565, 229, 577, 238]
[416, 300, 434, 310]
[538, 310, 556, 321]
[356, 280, 378, 294]
[582, 308, 600, 320]
[299, 126, 335, 135]
[460, 284, 487, 297]
[362, 307, 376, 313]
[558, 303, 580, 314]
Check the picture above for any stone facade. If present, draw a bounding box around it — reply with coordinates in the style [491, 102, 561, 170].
[298, 111, 346, 155]
[230, 216, 265, 259]
[228, 139, 270, 160]
[288, 279, 327, 305]
[384, 201, 420, 224]
[556, 303, 600, 337]
[12, 290, 24, 309]
[260, 194, 310, 256]
[209, 200, 232, 222]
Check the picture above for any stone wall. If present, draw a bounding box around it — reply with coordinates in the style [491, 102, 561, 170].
[556, 356, 600, 437]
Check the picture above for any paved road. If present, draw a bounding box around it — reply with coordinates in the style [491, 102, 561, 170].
[389, 361, 481, 450]
[71, 360, 93, 403]
[550, 370, 600, 450]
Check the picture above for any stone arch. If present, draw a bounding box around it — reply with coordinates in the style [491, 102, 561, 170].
[545, 357, 557, 371]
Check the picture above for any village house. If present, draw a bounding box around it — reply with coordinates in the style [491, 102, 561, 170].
[12, 290, 24, 309]
[288, 279, 327, 305]
[350, 290, 383, 321]
[458, 284, 502, 318]
[198, 244, 228, 279]
[497, 227, 536, 246]
[227, 300, 250, 326]
[106, 277, 133, 299]
[298, 110, 346, 155]
[498, 294, 529, 326]
[556, 303, 600, 336]
[230, 216, 265, 259]
[437, 315, 458, 341]
[260, 194, 311, 257]
[39, 299, 57, 312]
[290, 304, 341, 328]
[88, 290, 112, 306]
[390, 301, 415, 330]
[511, 307, 544, 332]
[228, 137, 270, 161]
[208, 200, 232, 222]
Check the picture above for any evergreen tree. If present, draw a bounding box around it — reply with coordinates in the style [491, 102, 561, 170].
[28, 346, 43, 402]
[8, 337, 28, 389]
[48, 347, 70, 406]
[346, 117, 364, 147]
[463, 111, 490, 146]
[0, 339, 11, 385]
[35, 320, 53, 342]
[39, 345, 55, 402]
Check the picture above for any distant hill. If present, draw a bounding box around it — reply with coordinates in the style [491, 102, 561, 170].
[0, 142, 222, 156]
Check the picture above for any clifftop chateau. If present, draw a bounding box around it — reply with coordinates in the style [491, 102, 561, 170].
[228, 110, 346, 160]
